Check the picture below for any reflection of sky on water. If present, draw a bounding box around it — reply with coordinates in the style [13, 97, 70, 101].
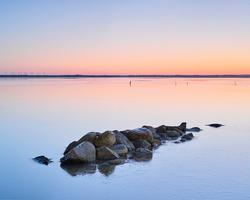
[0, 78, 250, 199]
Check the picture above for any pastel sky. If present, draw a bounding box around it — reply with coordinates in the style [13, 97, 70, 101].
[0, 0, 250, 74]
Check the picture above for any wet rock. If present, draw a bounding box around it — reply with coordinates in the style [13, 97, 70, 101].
[61, 141, 96, 163]
[181, 133, 194, 141]
[98, 163, 115, 176]
[122, 128, 154, 143]
[114, 131, 135, 151]
[133, 148, 153, 161]
[110, 144, 128, 156]
[106, 158, 126, 165]
[186, 127, 202, 132]
[95, 131, 116, 147]
[132, 139, 152, 150]
[63, 132, 100, 155]
[156, 122, 186, 135]
[143, 125, 161, 140]
[206, 123, 224, 128]
[64, 141, 78, 155]
[153, 139, 161, 148]
[96, 146, 119, 160]
[61, 163, 96, 176]
[33, 156, 52, 165]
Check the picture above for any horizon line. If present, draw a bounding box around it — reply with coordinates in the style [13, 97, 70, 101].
[1, 74, 250, 78]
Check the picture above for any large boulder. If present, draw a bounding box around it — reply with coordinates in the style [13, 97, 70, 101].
[114, 131, 135, 151]
[133, 148, 153, 161]
[61, 141, 96, 163]
[132, 139, 152, 150]
[63, 132, 100, 155]
[122, 128, 154, 143]
[110, 144, 128, 156]
[95, 131, 116, 147]
[96, 146, 119, 160]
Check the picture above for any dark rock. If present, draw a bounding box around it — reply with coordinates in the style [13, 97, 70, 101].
[106, 158, 126, 165]
[206, 123, 224, 128]
[96, 146, 119, 160]
[64, 141, 78, 155]
[61, 163, 96, 176]
[122, 128, 154, 143]
[181, 133, 194, 141]
[61, 141, 96, 163]
[95, 131, 116, 147]
[33, 156, 52, 165]
[186, 127, 202, 132]
[133, 148, 153, 161]
[156, 122, 186, 134]
[114, 131, 135, 151]
[132, 139, 152, 150]
[110, 144, 128, 156]
[153, 139, 161, 148]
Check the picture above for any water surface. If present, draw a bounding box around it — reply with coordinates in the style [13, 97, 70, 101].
[0, 78, 250, 199]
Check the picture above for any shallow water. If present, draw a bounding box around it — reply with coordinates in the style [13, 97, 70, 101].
[0, 78, 250, 200]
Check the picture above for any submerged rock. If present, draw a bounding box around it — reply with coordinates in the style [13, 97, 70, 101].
[61, 141, 96, 163]
[133, 148, 153, 161]
[61, 163, 96, 176]
[186, 127, 202, 132]
[98, 163, 115, 176]
[95, 131, 116, 147]
[96, 146, 119, 160]
[33, 156, 52, 165]
[206, 123, 224, 128]
[181, 133, 194, 141]
[114, 131, 135, 152]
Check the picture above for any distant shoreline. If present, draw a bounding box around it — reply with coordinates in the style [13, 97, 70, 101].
[0, 74, 250, 79]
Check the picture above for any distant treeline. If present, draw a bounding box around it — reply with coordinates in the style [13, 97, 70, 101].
[0, 74, 250, 78]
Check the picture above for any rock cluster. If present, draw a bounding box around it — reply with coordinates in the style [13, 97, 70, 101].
[60, 122, 194, 167]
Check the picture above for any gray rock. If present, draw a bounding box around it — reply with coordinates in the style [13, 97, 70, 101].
[122, 128, 154, 143]
[96, 146, 119, 160]
[133, 148, 153, 161]
[33, 156, 52, 165]
[110, 144, 128, 156]
[186, 127, 202, 132]
[132, 139, 152, 150]
[95, 131, 116, 147]
[114, 131, 135, 151]
[181, 133, 194, 141]
[61, 141, 96, 163]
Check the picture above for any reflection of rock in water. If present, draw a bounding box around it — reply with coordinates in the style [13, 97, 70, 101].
[61, 163, 96, 176]
[98, 163, 116, 176]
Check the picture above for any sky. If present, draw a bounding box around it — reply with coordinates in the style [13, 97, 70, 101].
[0, 0, 250, 75]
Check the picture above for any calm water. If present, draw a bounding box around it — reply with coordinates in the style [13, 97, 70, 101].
[0, 78, 250, 200]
